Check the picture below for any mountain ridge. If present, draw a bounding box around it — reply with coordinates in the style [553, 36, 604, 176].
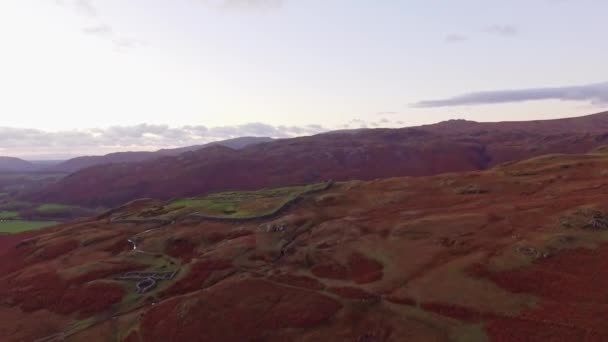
[29, 111, 608, 207]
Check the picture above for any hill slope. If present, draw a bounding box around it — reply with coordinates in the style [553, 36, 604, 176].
[32, 111, 608, 207]
[4, 150, 608, 340]
[49, 136, 273, 173]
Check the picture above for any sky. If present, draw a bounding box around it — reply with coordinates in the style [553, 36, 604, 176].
[1, 0, 607, 159]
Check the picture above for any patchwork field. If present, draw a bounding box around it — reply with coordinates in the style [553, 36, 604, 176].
[4, 151, 608, 340]
[0, 205, 61, 234]
[0, 200, 92, 234]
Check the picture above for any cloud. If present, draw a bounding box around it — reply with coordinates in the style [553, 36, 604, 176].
[82, 25, 145, 51]
[445, 34, 468, 43]
[0, 123, 328, 158]
[82, 24, 113, 36]
[112, 37, 147, 50]
[73, 0, 97, 17]
[87, 30, 146, 51]
[57, 1, 144, 50]
[485, 25, 518, 36]
[56, 0, 97, 17]
[412, 82, 608, 108]
[198, 0, 285, 11]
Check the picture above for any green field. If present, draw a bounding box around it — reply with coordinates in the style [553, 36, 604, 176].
[164, 182, 330, 219]
[0, 220, 58, 233]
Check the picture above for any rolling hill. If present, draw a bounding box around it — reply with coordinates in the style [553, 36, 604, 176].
[0, 157, 36, 172]
[4, 149, 608, 340]
[30, 111, 608, 207]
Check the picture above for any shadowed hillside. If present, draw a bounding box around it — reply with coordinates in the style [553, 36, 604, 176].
[0, 157, 36, 172]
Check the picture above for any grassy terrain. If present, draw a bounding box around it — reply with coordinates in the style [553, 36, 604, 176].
[0, 220, 57, 233]
[165, 182, 329, 218]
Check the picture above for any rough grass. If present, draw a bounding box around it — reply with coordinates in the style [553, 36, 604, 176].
[0, 220, 57, 233]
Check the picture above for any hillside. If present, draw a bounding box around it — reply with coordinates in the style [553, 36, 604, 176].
[4, 149, 608, 340]
[31, 111, 608, 207]
[49, 136, 273, 173]
[421, 111, 608, 134]
[0, 157, 36, 172]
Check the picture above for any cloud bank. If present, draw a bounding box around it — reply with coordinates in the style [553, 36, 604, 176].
[0, 123, 328, 158]
[412, 82, 608, 108]
[58, 0, 145, 50]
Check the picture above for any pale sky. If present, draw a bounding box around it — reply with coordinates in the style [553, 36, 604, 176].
[1, 0, 607, 158]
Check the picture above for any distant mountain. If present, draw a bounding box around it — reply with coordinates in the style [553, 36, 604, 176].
[48, 136, 273, 173]
[0, 157, 36, 172]
[30, 111, 608, 207]
[29, 160, 65, 168]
